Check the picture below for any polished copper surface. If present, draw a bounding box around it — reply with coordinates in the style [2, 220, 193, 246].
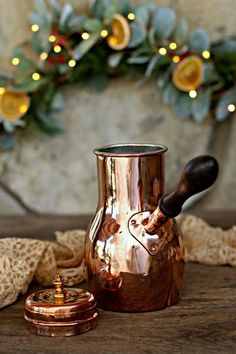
[24, 275, 98, 336]
[85, 144, 184, 312]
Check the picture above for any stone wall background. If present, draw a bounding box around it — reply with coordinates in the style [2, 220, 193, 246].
[0, 0, 235, 215]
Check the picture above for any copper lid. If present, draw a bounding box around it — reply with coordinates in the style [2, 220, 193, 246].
[24, 275, 98, 337]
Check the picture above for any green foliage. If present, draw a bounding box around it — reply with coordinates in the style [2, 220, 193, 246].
[152, 8, 176, 40]
[128, 23, 146, 48]
[192, 89, 212, 122]
[174, 94, 192, 119]
[189, 28, 210, 53]
[174, 20, 188, 47]
[0, 0, 234, 149]
[215, 87, 236, 121]
[73, 34, 100, 60]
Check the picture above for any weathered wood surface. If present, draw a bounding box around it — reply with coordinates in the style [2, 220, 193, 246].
[0, 212, 236, 354]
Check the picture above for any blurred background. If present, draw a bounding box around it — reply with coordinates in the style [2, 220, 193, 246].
[0, 0, 235, 215]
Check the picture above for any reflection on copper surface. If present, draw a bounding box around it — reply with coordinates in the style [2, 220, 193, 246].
[85, 144, 184, 312]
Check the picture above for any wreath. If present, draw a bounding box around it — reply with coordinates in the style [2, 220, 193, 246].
[0, 0, 235, 149]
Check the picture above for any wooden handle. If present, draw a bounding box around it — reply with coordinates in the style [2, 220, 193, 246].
[159, 155, 219, 218]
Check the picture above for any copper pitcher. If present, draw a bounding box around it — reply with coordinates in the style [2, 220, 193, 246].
[85, 144, 218, 312]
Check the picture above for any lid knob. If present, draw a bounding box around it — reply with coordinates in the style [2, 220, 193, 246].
[53, 274, 65, 303]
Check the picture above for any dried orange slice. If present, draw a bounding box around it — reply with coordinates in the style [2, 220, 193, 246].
[0, 90, 30, 121]
[172, 55, 203, 92]
[107, 14, 131, 51]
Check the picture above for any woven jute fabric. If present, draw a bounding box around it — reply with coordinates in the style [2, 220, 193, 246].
[0, 215, 235, 309]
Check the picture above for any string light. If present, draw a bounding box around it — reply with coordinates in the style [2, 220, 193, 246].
[172, 55, 180, 63]
[19, 104, 28, 114]
[68, 59, 76, 68]
[228, 104, 235, 112]
[189, 90, 197, 98]
[100, 29, 108, 38]
[159, 47, 167, 56]
[48, 34, 56, 43]
[169, 42, 177, 50]
[31, 24, 39, 32]
[12, 57, 20, 66]
[202, 50, 210, 59]
[40, 52, 48, 61]
[127, 12, 135, 20]
[54, 45, 62, 53]
[81, 32, 90, 40]
[0, 87, 6, 95]
[32, 72, 41, 81]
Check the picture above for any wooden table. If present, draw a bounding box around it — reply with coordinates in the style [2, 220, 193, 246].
[1, 212, 236, 354]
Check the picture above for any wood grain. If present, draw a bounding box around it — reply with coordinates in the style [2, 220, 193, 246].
[0, 211, 236, 354]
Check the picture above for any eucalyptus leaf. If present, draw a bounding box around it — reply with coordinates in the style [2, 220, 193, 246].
[33, 0, 48, 15]
[145, 55, 159, 77]
[135, 4, 152, 27]
[156, 71, 170, 88]
[31, 33, 45, 53]
[128, 23, 146, 48]
[59, 3, 73, 29]
[146, 54, 170, 77]
[213, 40, 236, 64]
[58, 64, 69, 74]
[49, 0, 61, 16]
[191, 90, 212, 122]
[104, 4, 117, 22]
[73, 34, 99, 60]
[36, 107, 64, 135]
[91, 0, 110, 19]
[117, 0, 131, 13]
[215, 87, 236, 121]
[174, 20, 188, 46]
[189, 28, 210, 53]
[127, 56, 150, 64]
[0, 132, 15, 151]
[51, 92, 65, 111]
[202, 64, 220, 85]
[12, 79, 46, 93]
[162, 83, 179, 105]
[174, 94, 192, 119]
[83, 18, 103, 33]
[29, 13, 45, 26]
[108, 52, 124, 68]
[67, 15, 86, 32]
[152, 8, 176, 40]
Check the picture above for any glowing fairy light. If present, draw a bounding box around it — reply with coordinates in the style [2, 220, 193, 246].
[31, 24, 39, 32]
[12, 57, 20, 66]
[189, 90, 197, 98]
[100, 29, 108, 38]
[68, 59, 76, 68]
[172, 55, 180, 63]
[159, 47, 167, 56]
[40, 52, 48, 60]
[32, 72, 41, 81]
[127, 13, 135, 20]
[54, 45, 62, 53]
[81, 32, 90, 40]
[48, 34, 56, 43]
[202, 50, 210, 59]
[169, 42, 177, 50]
[228, 104, 235, 113]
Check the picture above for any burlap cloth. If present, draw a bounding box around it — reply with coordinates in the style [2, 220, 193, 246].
[1, 214, 236, 309]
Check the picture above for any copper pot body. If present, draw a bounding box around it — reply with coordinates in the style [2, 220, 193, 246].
[85, 144, 184, 312]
